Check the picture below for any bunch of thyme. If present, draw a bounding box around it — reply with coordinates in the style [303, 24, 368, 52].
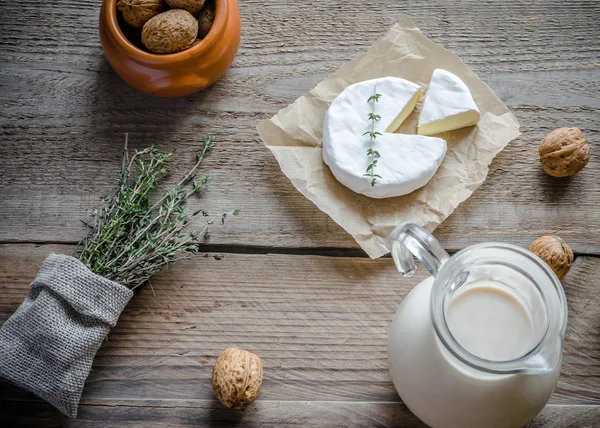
[363, 86, 382, 187]
[75, 134, 239, 290]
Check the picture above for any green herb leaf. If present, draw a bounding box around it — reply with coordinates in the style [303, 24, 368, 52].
[74, 134, 239, 291]
[367, 93, 382, 103]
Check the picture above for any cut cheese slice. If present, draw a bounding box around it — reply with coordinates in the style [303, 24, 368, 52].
[417, 69, 480, 136]
[323, 77, 447, 199]
[385, 86, 422, 133]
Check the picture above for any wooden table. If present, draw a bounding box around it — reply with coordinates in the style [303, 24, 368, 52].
[1, 0, 599, 426]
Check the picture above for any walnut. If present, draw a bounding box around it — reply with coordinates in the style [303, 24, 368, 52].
[165, 0, 206, 15]
[211, 348, 263, 409]
[142, 9, 198, 54]
[197, 7, 215, 39]
[539, 128, 590, 177]
[117, 0, 165, 29]
[529, 235, 574, 280]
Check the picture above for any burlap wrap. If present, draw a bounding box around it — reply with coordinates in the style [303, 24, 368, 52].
[0, 254, 133, 417]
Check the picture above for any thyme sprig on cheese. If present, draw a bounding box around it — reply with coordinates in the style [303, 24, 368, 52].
[364, 86, 383, 186]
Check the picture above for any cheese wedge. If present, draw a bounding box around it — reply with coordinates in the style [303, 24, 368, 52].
[323, 77, 447, 199]
[417, 69, 480, 136]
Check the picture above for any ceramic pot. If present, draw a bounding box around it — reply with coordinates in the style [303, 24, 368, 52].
[99, 0, 241, 97]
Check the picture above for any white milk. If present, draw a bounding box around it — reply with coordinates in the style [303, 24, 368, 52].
[446, 282, 535, 361]
[388, 277, 560, 428]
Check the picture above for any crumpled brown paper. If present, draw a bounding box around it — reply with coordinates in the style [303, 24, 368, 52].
[257, 16, 520, 258]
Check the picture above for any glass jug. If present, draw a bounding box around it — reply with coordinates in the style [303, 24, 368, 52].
[386, 223, 568, 428]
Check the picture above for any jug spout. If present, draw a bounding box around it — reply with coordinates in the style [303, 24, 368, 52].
[487, 256, 568, 375]
[518, 339, 564, 374]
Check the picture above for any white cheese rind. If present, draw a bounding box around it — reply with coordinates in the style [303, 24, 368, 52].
[417, 69, 480, 136]
[323, 77, 447, 199]
[324, 133, 447, 198]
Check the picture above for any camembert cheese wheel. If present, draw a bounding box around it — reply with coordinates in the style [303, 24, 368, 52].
[417, 69, 480, 136]
[323, 77, 447, 199]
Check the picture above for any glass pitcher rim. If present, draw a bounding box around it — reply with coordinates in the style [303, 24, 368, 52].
[430, 241, 568, 375]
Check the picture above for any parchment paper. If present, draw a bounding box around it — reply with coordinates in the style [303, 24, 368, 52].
[257, 17, 520, 258]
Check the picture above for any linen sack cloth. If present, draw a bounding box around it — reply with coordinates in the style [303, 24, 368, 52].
[0, 254, 133, 417]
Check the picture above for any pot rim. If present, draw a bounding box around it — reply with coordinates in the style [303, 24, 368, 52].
[106, 0, 228, 62]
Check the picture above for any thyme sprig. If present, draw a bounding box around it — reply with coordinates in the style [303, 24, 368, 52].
[75, 134, 240, 290]
[363, 86, 382, 186]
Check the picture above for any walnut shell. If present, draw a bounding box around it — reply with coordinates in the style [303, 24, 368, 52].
[529, 235, 574, 280]
[142, 9, 198, 54]
[117, 0, 165, 29]
[539, 128, 590, 177]
[197, 7, 215, 39]
[211, 348, 263, 409]
[165, 0, 206, 15]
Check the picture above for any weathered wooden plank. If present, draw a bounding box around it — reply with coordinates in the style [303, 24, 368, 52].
[0, 0, 599, 252]
[1, 0, 599, 73]
[1, 399, 599, 428]
[558, 256, 600, 405]
[0, 78, 598, 253]
[1, 244, 598, 411]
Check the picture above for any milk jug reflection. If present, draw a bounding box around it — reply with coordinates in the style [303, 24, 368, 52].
[386, 223, 568, 428]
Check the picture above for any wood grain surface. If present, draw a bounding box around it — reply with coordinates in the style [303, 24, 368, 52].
[1, 0, 599, 426]
[2, 401, 599, 428]
[0, 0, 599, 253]
[0, 244, 599, 426]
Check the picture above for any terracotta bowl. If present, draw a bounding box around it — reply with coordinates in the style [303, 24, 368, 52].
[100, 0, 241, 97]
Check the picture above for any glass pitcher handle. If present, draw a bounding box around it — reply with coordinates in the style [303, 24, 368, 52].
[386, 223, 450, 277]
